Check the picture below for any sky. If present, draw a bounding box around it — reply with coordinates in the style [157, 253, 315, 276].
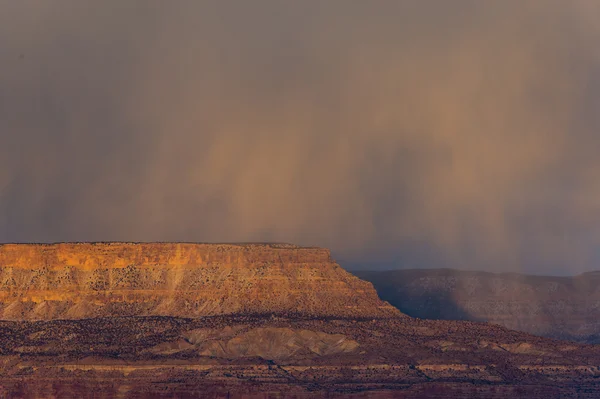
[1, 1, 599, 274]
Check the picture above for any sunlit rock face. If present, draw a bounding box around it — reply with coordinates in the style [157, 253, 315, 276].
[0, 243, 400, 320]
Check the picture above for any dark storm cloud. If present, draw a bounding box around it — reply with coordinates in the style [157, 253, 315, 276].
[1, 1, 599, 274]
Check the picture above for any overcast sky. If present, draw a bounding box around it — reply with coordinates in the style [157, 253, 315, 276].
[1, 1, 599, 274]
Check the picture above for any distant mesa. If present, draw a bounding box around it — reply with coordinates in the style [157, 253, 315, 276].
[0, 242, 401, 320]
[357, 268, 600, 344]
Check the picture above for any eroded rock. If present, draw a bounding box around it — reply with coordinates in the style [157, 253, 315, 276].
[0, 243, 400, 320]
[160, 327, 360, 359]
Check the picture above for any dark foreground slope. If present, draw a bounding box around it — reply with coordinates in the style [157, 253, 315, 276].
[2, 315, 600, 398]
[356, 268, 600, 343]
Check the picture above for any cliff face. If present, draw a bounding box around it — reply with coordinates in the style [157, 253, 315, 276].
[356, 268, 600, 343]
[0, 243, 400, 320]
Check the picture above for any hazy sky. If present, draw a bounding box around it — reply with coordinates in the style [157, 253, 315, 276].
[1, 1, 599, 274]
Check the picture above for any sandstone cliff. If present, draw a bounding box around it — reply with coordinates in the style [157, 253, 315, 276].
[356, 268, 600, 343]
[0, 243, 400, 320]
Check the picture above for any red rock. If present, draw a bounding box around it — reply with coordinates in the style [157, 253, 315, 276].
[0, 243, 400, 320]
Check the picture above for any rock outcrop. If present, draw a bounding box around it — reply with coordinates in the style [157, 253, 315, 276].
[356, 268, 600, 343]
[0, 242, 400, 320]
[149, 326, 360, 359]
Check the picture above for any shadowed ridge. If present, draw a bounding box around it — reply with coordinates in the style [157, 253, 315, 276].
[356, 268, 600, 343]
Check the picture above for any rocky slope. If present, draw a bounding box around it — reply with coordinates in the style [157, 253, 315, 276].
[2, 315, 600, 398]
[0, 243, 400, 320]
[356, 268, 600, 343]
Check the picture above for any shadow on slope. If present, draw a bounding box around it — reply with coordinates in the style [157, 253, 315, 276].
[354, 268, 600, 344]
[354, 269, 484, 322]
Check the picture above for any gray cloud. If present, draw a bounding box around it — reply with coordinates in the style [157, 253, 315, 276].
[1, 1, 599, 274]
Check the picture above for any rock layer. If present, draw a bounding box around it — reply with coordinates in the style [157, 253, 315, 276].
[0, 243, 400, 320]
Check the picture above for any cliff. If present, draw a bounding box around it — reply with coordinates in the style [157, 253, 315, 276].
[0, 242, 400, 320]
[356, 268, 600, 343]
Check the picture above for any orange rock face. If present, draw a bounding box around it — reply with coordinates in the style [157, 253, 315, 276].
[0, 243, 400, 320]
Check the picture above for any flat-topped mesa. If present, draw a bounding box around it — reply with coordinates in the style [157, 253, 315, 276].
[0, 243, 332, 270]
[0, 243, 401, 320]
